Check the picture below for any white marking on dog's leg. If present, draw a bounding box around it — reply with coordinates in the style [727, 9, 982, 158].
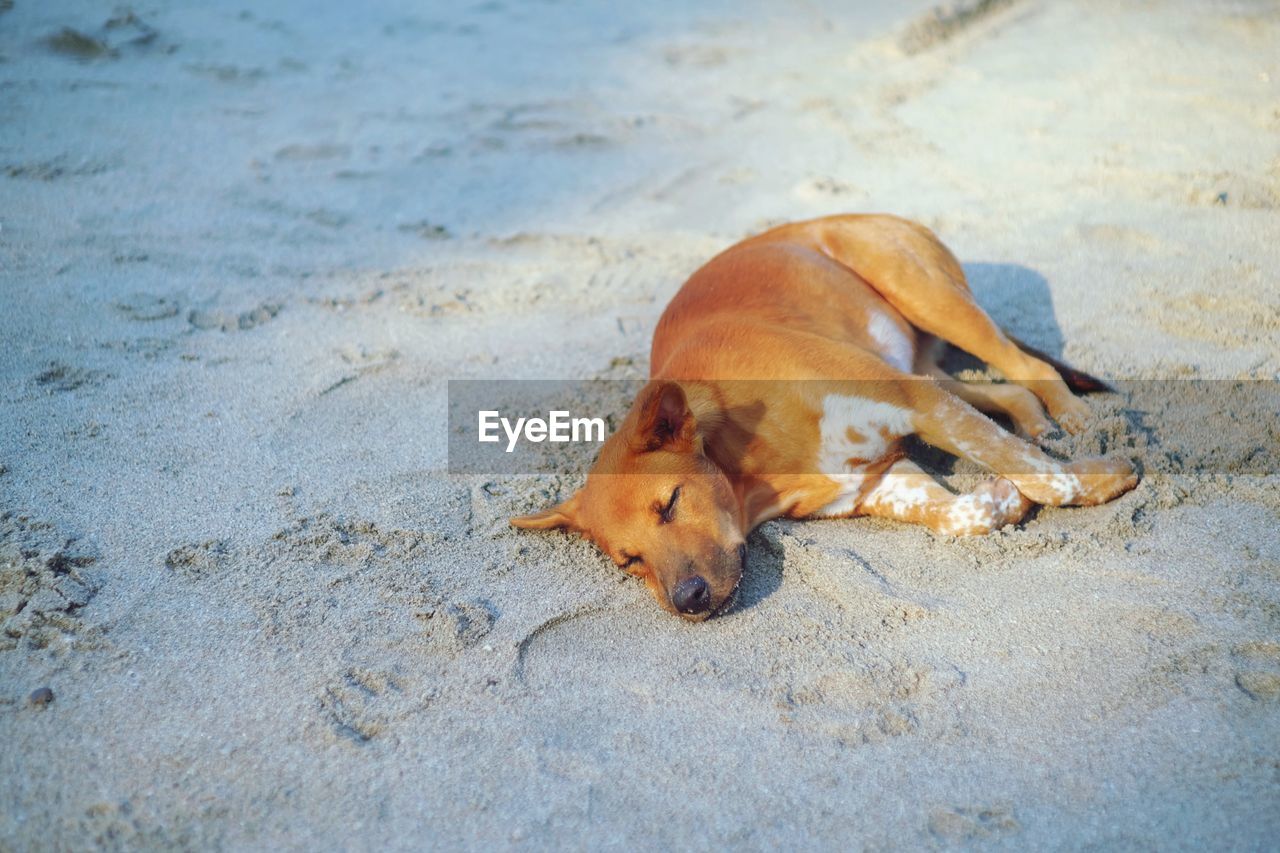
[859, 460, 1033, 534]
[937, 478, 1033, 535]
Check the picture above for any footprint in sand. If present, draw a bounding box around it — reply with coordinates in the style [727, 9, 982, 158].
[1, 513, 101, 653]
[898, 0, 1020, 55]
[793, 176, 865, 203]
[317, 668, 403, 745]
[1075, 223, 1165, 252]
[1232, 642, 1280, 701]
[778, 661, 964, 747]
[188, 302, 281, 332]
[336, 344, 400, 372]
[184, 64, 267, 84]
[4, 156, 111, 180]
[43, 10, 170, 61]
[248, 514, 443, 647]
[163, 540, 231, 581]
[397, 220, 452, 240]
[115, 294, 181, 322]
[34, 362, 110, 393]
[927, 804, 1020, 842]
[44, 27, 114, 60]
[70, 798, 197, 849]
[274, 143, 351, 162]
[1186, 171, 1279, 210]
[418, 598, 498, 651]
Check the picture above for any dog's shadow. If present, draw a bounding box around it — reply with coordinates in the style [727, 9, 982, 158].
[731, 524, 786, 614]
[945, 262, 1067, 370]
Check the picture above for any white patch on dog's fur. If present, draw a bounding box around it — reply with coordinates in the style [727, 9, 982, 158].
[813, 395, 913, 517]
[867, 310, 915, 372]
[860, 467, 932, 517]
[995, 483, 1025, 517]
[861, 463, 1031, 534]
[1017, 453, 1082, 503]
[941, 492, 994, 535]
[938, 481, 1025, 535]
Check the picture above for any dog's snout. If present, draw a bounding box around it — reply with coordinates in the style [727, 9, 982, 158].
[672, 575, 711, 614]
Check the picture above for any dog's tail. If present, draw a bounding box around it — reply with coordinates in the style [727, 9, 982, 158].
[1005, 333, 1114, 394]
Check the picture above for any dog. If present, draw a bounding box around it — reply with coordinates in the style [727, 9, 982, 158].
[512, 214, 1138, 620]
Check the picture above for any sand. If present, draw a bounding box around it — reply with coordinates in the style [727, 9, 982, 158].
[2, 0, 1279, 848]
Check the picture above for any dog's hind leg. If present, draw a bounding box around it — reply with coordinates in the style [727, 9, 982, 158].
[926, 373, 1054, 441]
[858, 458, 1033, 535]
[819, 215, 1094, 433]
[914, 338, 1054, 440]
[901, 380, 1137, 507]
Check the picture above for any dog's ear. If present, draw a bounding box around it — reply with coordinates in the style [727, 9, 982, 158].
[510, 494, 579, 531]
[632, 381, 696, 452]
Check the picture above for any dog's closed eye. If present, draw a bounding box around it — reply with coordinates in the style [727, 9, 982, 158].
[657, 486, 681, 525]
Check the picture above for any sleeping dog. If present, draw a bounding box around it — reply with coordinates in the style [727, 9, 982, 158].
[512, 214, 1138, 620]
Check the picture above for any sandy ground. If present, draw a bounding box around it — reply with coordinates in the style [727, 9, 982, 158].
[3, 0, 1280, 848]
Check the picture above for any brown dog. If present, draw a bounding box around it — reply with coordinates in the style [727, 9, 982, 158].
[512, 215, 1138, 620]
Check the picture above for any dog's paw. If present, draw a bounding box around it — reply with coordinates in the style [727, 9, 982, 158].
[1015, 412, 1054, 444]
[1049, 396, 1092, 435]
[1067, 456, 1139, 505]
[981, 477, 1034, 529]
[939, 478, 1033, 535]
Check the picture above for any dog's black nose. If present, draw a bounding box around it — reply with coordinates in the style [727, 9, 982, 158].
[672, 575, 711, 614]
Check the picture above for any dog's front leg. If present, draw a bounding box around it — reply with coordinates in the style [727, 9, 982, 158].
[902, 380, 1138, 507]
[858, 458, 1033, 535]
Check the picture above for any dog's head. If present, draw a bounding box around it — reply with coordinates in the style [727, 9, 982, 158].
[511, 381, 745, 621]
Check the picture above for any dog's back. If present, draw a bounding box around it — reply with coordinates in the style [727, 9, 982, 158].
[652, 221, 920, 379]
